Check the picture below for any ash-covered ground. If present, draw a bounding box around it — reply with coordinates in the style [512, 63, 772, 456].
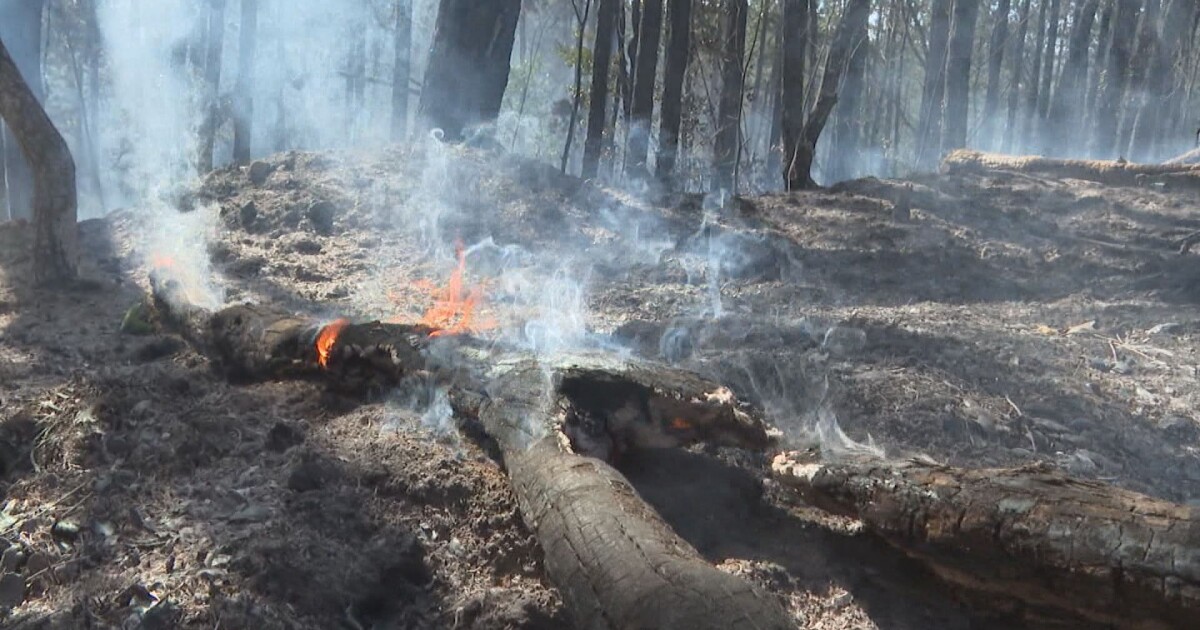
[3, 142, 1200, 629]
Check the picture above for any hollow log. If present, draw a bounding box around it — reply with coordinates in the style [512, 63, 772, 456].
[148, 274, 795, 629]
[942, 149, 1200, 190]
[772, 453, 1200, 629]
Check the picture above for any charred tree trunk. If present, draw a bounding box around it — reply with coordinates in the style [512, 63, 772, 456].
[391, 0, 413, 142]
[1005, 0, 1032, 152]
[0, 35, 78, 283]
[942, 0, 981, 153]
[418, 0, 522, 142]
[780, 0, 809, 190]
[916, 0, 952, 168]
[772, 454, 1200, 629]
[582, 0, 619, 179]
[1131, 0, 1188, 161]
[827, 4, 869, 184]
[625, 0, 662, 177]
[560, 0, 594, 174]
[1036, 0, 1061, 125]
[1125, 0, 1162, 160]
[656, 0, 692, 186]
[199, 0, 227, 173]
[714, 0, 749, 192]
[0, 0, 44, 223]
[982, 0, 1011, 150]
[232, 0, 258, 164]
[1046, 0, 1099, 156]
[1084, 0, 1113, 133]
[1023, 0, 1047, 148]
[1092, 0, 1137, 157]
[766, 10, 785, 186]
[788, 0, 871, 189]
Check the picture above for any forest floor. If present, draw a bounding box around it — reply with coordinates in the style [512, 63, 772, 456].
[3, 143, 1200, 629]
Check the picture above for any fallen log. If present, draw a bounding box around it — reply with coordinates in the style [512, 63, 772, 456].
[148, 272, 795, 629]
[941, 149, 1200, 190]
[772, 453, 1200, 629]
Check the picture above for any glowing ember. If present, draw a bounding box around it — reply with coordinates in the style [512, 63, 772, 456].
[151, 254, 176, 269]
[670, 418, 694, 431]
[315, 318, 350, 368]
[392, 240, 495, 338]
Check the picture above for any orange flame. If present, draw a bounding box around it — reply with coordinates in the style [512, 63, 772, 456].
[670, 418, 693, 431]
[389, 240, 495, 338]
[315, 318, 350, 368]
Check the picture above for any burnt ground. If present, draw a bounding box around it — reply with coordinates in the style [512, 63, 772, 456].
[3, 142, 1200, 628]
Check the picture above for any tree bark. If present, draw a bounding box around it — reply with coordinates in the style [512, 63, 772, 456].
[582, 0, 619, 179]
[656, 0, 692, 186]
[1004, 0, 1031, 152]
[1023, 0, 1047, 148]
[982, 0, 1011, 150]
[916, 0, 952, 168]
[418, 0, 522, 142]
[1036, 0, 1062, 124]
[780, 0, 809, 190]
[942, 148, 1200, 188]
[827, 2, 869, 184]
[713, 0, 748, 192]
[0, 34, 78, 283]
[199, 0, 227, 173]
[232, 0, 258, 164]
[1084, 0, 1113, 128]
[941, 0, 981, 153]
[1124, 0, 1163, 160]
[0, 0, 44, 222]
[625, 0, 662, 177]
[1046, 0, 1099, 156]
[772, 454, 1200, 629]
[1092, 0, 1138, 157]
[1131, 0, 1189, 161]
[391, 0, 413, 142]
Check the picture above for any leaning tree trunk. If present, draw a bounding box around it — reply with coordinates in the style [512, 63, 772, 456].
[826, 4, 868, 184]
[232, 0, 258, 164]
[0, 35, 78, 284]
[198, 0, 227, 173]
[1004, 0, 1031, 152]
[1091, 0, 1137, 158]
[787, 0, 871, 189]
[780, 0, 809, 190]
[713, 0, 748, 192]
[418, 0, 522, 142]
[625, 0, 662, 177]
[981, 0, 1011, 150]
[582, 0, 619, 179]
[656, 0, 692, 186]
[916, 0, 952, 169]
[390, 0, 413, 142]
[0, 0, 44, 222]
[1046, 0, 1098, 157]
[942, 0, 980, 154]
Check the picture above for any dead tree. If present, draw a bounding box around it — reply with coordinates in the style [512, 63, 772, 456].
[1047, 0, 1098, 157]
[1004, 0, 1031, 152]
[942, 0, 980, 154]
[625, 0, 663, 177]
[1084, 0, 1113, 123]
[780, 0, 809, 190]
[1091, 0, 1137, 158]
[915, 0, 951, 168]
[656, 0, 692, 186]
[0, 0, 44, 222]
[1036, 0, 1062, 125]
[582, 0, 618, 179]
[827, 2, 869, 184]
[0, 35, 78, 283]
[418, 0, 522, 142]
[981, 0, 1011, 150]
[713, 0, 748, 192]
[198, 0, 227, 173]
[1022, 0, 1047, 146]
[232, 0, 258, 164]
[148, 276, 795, 630]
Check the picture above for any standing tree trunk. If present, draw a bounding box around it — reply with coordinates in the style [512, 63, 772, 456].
[916, 0, 952, 168]
[625, 0, 662, 177]
[827, 1, 869, 183]
[583, 0, 619, 179]
[765, 9, 785, 186]
[982, 0, 1011, 150]
[1036, 0, 1062, 125]
[1046, 0, 1098, 156]
[942, 0, 981, 153]
[788, 0, 871, 189]
[780, 0, 809, 190]
[560, 0, 593, 173]
[232, 0, 258, 164]
[1130, 0, 1181, 161]
[656, 0, 692, 186]
[391, 0, 413, 142]
[1023, 0, 1047, 147]
[198, 0, 227, 173]
[1091, 0, 1138, 157]
[1084, 0, 1113, 129]
[0, 0, 44, 222]
[418, 0, 522, 142]
[714, 0, 748, 192]
[0, 36, 78, 283]
[1118, 0, 1155, 158]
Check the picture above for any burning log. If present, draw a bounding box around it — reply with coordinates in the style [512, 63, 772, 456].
[772, 453, 1200, 629]
[148, 273, 795, 629]
[942, 149, 1200, 190]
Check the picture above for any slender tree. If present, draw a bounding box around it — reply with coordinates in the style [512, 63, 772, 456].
[982, 0, 1012, 150]
[1024, 0, 1047, 145]
[780, 0, 809, 189]
[1084, 0, 1113, 124]
[1005, 0, 1032, 152]
[828, 1, 869, 182]
[1120, 0, 1158, 157]
[232, 0, 258, 164]
[1036, 0, 1062, 123]
[391, 0, 413, 142]
[714, 0, 749, 191]
[583, 0, 619, 179]
[942, 0, 981, 153]
[1047, 0, 1098, 156]
[916, 0, 952, 167]
[626, 0, 663, 176]
[560, 0, 594, 173]
[657, 0, 693, 185]
[198, 0, 227, 173]
[1091, 0, 1138, 157]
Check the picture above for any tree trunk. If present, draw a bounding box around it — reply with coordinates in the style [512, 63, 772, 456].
[982, 0, 1011, 150]
[1036, 0, 1061, 125]
[656, 0, 692, 186]
[391, 0, 413, 142]
[1131, 0, 1188, 161]
[582, 0, 619, 179]
[232, 0, 258, 164]
[1091, 0, 1137, 157]
[0, 0, 44, 222]
[0, 35, 78, 283]
[1046, 0, 1099, 156]
[780, 0, 809, 190]
[827, 2, 869, 184]
[713, 0, 748, 192]
[765, 9, 785, 187]
[941, 0, 981, 153]
[1084, 0, 1113, 130]
[625, 0, 662, 177]
[916, 0, 952, 168]
[199, 0, 227, 173]
[789, 0, 871, 189]
[1154, 0, 1193, 155]
[1023, 0, 1047, 147]
[1124, 0, 1162, 160]
[560, 0, 593, 174]
[418, 0, 522, 142]
[1004, 0, 1031, 152]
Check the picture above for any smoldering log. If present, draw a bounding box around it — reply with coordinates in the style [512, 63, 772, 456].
[942, 149, 1200, 190]
[148, 274, 795, 630]
[772, 453, 1200, 629]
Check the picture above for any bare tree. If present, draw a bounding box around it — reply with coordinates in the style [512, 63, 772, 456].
[582, 0, 619, 179]
[1091, 0, 1138, 157]
[916, 0, 952, 167]
[982, 0, 1011, 150]
[714, 0, 748, 191]
[1047, 0, 1099, 156]
[0, 35, 78, 283]
[942, 0, 981, 153]
[827, 1, 869, 184]
[626, 0, 662, 177]
[198, 0, 227, 173]
[780, 0, 809, 190]
[656, 0, 692, 185]
[391, 0, 413, 142]
[1036, 0, 1062, 124]
[232, 0, 258, 164]
[560, 0, 594, 173]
